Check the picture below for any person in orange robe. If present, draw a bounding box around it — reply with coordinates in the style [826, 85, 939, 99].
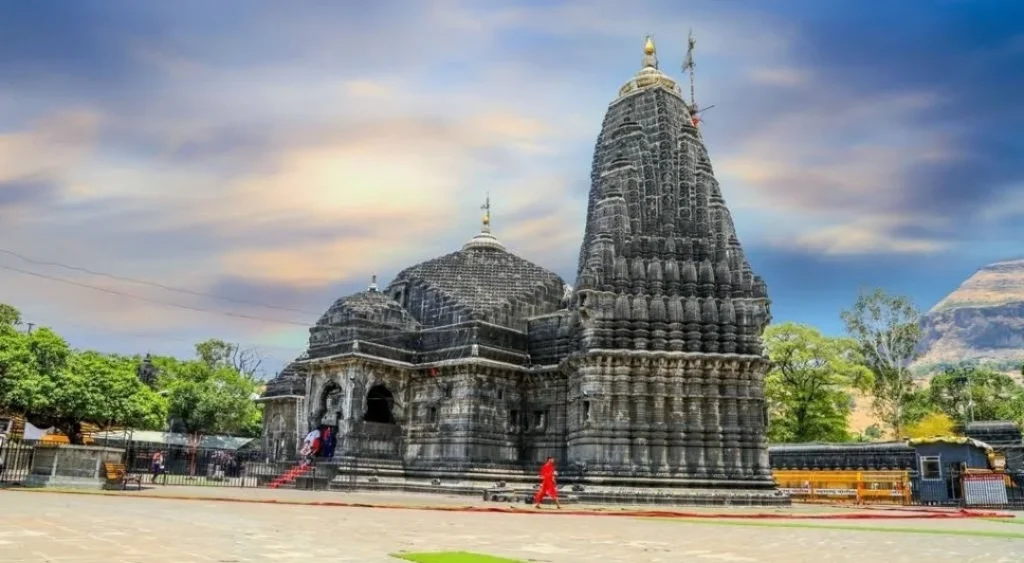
[533, 456, 561, 509]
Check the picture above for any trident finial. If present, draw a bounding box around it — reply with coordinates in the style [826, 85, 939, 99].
[683, 29, 697, 108]
[480, 193, 492, 233]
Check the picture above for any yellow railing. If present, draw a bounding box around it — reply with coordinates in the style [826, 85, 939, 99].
[773, 470, 912, 505]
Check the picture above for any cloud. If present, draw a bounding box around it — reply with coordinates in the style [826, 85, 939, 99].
[2, 0, 1022, 373]
[786, 217, 951, 256]
[748, 67, 810, 87]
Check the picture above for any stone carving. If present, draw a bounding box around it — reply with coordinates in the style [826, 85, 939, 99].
[259, 36, 780, 505]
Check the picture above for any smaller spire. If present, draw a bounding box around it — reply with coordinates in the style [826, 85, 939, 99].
[480, 192, 492, 233]
[642, 35, 658, 69]
[368, 274, 379, 292]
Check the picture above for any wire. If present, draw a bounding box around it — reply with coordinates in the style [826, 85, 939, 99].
[0, 263, 313, 328]
[0, 247, 322, 316]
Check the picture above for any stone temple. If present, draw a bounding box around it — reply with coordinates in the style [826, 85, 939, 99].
[260, 37, 781, 505]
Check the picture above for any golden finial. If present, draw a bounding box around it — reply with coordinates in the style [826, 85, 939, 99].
[480, 193, 491, 232]
[644, 35, 656, 56]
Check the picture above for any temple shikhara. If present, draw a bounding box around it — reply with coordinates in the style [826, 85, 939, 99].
[260, 36, 781, 504]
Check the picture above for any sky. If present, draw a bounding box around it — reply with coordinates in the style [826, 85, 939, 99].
[1, 0, 1022, 376]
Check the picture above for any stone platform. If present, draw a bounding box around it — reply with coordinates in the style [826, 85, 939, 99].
[315, 458, 790, 507]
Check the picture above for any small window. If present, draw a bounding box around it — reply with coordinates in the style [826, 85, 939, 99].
[509, 410, 519, 428]
[428, 407, 438, 424]
[443, 384, 453, 399]
[920, 456, 941, 480]
[532, 410, 546, 430]
[497, 389, 504, 401]
[582, 401, 591, 423]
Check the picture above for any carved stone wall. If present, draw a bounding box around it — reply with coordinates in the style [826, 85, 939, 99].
[261, 399, 303, 460]
[565, 353, 770, 482]
[403, 365, 522, 466]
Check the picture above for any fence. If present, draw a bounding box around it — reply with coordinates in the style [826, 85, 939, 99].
[0, 436, 33, 484]
[0, 436, 336, 489]
[773, 470, 911, 505]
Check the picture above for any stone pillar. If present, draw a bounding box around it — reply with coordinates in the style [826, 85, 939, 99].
[684, 359, 706, 477]
[631, 358, 650, 468]
[668, 361, 686, 472]
[650, 359, 668, 472]
[702, 360, 725, 478]
[721, 361, 743, 477]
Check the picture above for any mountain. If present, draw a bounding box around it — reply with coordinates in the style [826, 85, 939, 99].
[916, 259, 1024, 374]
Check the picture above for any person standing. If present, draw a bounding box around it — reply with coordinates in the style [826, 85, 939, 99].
[150, 450, 166, 485]
[533, 456, 560, 509]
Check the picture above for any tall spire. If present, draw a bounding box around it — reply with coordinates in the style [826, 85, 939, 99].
[642, 35, 659, 69]
[480, 192, 492, 233]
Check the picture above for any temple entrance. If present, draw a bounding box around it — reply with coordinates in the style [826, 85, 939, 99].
[364, 384, 396, 424]
[312, 382, 343, 427]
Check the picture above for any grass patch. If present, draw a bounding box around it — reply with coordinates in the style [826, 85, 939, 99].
[643, 518, 1024, 539]
[391, 551, 526, 563]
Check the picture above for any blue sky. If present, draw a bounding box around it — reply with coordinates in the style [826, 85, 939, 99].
[1, 0, 1022, 375]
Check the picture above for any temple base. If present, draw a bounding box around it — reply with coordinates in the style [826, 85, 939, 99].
[304, 457, 789, 507]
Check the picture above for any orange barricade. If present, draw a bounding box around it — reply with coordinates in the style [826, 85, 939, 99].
[773, 470, 911, 505]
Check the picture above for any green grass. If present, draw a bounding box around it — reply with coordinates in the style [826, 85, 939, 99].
[645, 517, 1024, 539]
[391, 552, 526, 563]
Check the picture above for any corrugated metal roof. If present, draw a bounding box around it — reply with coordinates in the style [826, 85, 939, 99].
[908, 435, 994, 452]
[92, 430, 255, 450]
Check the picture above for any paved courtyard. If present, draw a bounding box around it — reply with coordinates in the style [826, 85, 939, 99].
[1, 488, 1023, 562]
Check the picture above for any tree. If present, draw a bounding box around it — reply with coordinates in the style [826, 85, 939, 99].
[163, 360, 262, 439]
[0, 322, 72, 417]
[841, 289, 921, 438]
[0, 304, 21, 326]
[1, 304, 166, 443]
[927, 366, 1024, 426]
[904, 411, 957, 439]
[763, 322, 872, 443]
[161, 357, 262, 475]
[26, 351, 167, 443]
[194, 338, 265, 379]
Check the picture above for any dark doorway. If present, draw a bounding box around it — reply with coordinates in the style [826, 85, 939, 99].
[364, 384, 395, 424]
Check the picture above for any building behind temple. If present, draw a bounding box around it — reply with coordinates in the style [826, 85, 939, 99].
[260, 36, 780, 504]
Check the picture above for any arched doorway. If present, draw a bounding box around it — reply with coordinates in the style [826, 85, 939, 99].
[311, 382, 343, 427]
[364, 384, 395, 424]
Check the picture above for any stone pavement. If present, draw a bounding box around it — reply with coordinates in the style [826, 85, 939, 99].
[1, 488, 1023, 562]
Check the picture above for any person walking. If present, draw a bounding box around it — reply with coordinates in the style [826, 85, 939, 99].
[150, 450, 166, 485]
[533, 456, 561, 509]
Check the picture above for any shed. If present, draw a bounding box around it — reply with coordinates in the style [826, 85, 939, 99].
[908, 436, 997, 504]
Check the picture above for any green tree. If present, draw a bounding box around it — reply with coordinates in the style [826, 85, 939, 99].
[763, 322, 872, 443]
[0, 304, 166, 443]
[0, 322, 72, 416]
[25, 350, 167, 443]
[160, 350, 262, 475]
[927, 366, 1024, 426]
[841, 289, 921, 438]
[0, 304, 21, 326]
[160, 339, 263, 440]
[195, 338, 265, 379]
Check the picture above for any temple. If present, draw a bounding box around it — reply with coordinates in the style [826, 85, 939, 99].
[260, 36, 781, 505]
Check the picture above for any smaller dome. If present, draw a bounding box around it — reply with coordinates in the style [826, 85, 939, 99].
[316, 289, 419, 330]
[617, 36, 683, 99]
[462, 229, 506, 251]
